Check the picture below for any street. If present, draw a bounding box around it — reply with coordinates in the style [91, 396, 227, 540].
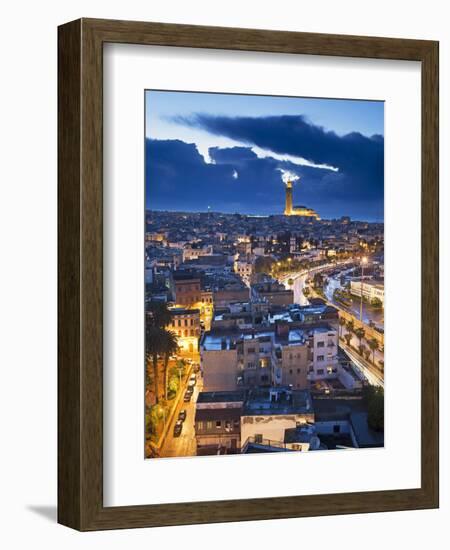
[279, 261, 384, 388]
[339, 340, 384, 387]
[159, 376, 202, 458]
[324, 275, 384, 328]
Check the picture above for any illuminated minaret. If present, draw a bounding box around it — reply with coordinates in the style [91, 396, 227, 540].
[284, 179, 293, 215]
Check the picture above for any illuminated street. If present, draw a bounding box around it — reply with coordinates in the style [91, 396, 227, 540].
[159, 376, 203, 458]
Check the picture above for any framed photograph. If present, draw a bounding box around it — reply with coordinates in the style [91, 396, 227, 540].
[58, 18, 439, 530]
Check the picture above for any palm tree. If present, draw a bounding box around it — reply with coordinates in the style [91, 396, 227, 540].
[339, 317, 346, 339]
[368, 338, 379, 364]
[160, 330, 179, 401]
[346, 319, 355, 335]
[354, 327, 365, 347]
[344, 333, 352, 346]
[147, 300, 172, 329]
[145, 325, 165, 404]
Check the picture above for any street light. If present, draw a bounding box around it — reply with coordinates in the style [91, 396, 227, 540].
[360, 256, 368, 322]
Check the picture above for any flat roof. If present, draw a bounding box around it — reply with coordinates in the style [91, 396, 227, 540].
[196, 408, 242, 421]
[170, 308, 200, 315]
[243, 388, 312, 415]
[197, 390, 246, 404]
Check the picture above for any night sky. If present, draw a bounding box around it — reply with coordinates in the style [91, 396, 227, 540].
[145, 91, 384, 222]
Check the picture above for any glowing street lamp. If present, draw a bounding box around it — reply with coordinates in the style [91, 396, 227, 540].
[360, 256, 368, 322]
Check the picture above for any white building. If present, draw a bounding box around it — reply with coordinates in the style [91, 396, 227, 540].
[307, 326, 339, 382]
[350, 280, 384, 306]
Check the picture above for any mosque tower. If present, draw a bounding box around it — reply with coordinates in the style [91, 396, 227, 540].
[284, 179, 293, 216]
[282, 176, 320, 220]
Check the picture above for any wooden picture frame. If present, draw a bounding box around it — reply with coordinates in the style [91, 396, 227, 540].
[58, 18, 439, 531]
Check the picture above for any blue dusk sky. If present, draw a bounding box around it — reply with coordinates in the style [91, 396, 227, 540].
[145, 90, 384, 221]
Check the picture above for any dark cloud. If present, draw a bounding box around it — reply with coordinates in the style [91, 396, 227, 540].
[146, 136, 384, 221]
[174, 114, 384, 203]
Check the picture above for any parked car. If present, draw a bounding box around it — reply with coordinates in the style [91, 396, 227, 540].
[183, 391, 192, 402]
[173, 420, 183, 437]
[178, 409, 187, 422]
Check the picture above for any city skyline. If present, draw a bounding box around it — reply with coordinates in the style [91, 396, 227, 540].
[145, 91, 384, 221]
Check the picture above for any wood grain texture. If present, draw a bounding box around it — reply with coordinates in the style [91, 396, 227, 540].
[58, 19, 82, 529]
[58, 18, 439, 531]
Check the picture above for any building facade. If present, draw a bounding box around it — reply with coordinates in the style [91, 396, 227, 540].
[171, 271, 201, 307]
[167, 308, 200, 354]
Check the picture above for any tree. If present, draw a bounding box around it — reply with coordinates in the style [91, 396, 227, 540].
[363, 385, 384, 432]
[254, 256, 275, 274]
[338, 317, 346, 339]
[354, 327, 365, 346]
[371, 297, 383, 309]
[313, 272, 324, 289]
[346, 319, 355, 334]
[147, 300, 172, 328]
[367, 338, 379, 364]
[344, 333, 352, 346]
[368, 388, 384, 431]
[145, 325, 166, 404]
[160, 330, 179, 400]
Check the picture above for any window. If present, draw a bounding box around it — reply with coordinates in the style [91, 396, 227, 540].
[289, 369, 293, 374]
[297, 368, 301, 374]
[177, 319, 181, 327]
[196, 421, 204, 431]
[247, 347, 256, 354]
[333, 424, 341, 434]
[327, 366, 333, 374]
[184, 330, 188, 337]
[254, 434, 263, 443]
[206, 421, 213, 430]
[184, 319, 188, 326]
[317, 341, 325, 348]
[317, 355, 325, 361]
[317, 368, 324, 375]
[216, 421, 222, 428]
